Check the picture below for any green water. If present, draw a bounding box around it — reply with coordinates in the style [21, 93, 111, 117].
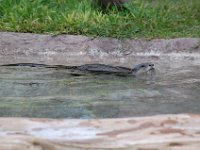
[0, 64, 200, 118]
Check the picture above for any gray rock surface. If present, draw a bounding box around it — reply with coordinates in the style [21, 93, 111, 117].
[0, 32, 199, 66]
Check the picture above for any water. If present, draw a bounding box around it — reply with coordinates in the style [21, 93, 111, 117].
[0, 62, 200, 118]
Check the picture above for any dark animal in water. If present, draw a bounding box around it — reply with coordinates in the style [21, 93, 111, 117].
[76, 63, 154, 76]
[93, 0, 129, 10]
[1, 62, 155, 76]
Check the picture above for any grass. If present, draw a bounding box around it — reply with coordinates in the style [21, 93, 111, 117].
[0, 0, 199, 38]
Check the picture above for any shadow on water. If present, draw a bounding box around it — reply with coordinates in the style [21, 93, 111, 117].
[0, 62, 200, 118]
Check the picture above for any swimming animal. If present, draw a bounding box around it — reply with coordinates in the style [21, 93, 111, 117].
[76, 62, 154, 75]
[1, 62, 155, 76]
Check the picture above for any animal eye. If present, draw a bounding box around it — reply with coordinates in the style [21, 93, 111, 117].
[141, 65, 145, 67]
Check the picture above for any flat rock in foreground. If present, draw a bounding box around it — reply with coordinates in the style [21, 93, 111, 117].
[0, 114, 200, 150]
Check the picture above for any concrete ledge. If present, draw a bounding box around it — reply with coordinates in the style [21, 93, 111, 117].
[0, 114, 200, 150]
[0, 32, 200, 65]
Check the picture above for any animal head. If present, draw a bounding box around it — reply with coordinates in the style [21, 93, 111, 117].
[132, 62, 155, 75]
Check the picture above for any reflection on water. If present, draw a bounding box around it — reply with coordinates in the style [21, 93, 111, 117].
[0, 63, 200, 118]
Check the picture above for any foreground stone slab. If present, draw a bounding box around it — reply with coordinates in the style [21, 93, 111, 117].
[0, 114, 200, 150]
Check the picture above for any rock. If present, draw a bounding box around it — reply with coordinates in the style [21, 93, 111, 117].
[0, 114, 200, 149]
[0, 32, 200, 66]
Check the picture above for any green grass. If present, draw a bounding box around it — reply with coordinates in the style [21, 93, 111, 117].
[0, 0, 199, 38]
